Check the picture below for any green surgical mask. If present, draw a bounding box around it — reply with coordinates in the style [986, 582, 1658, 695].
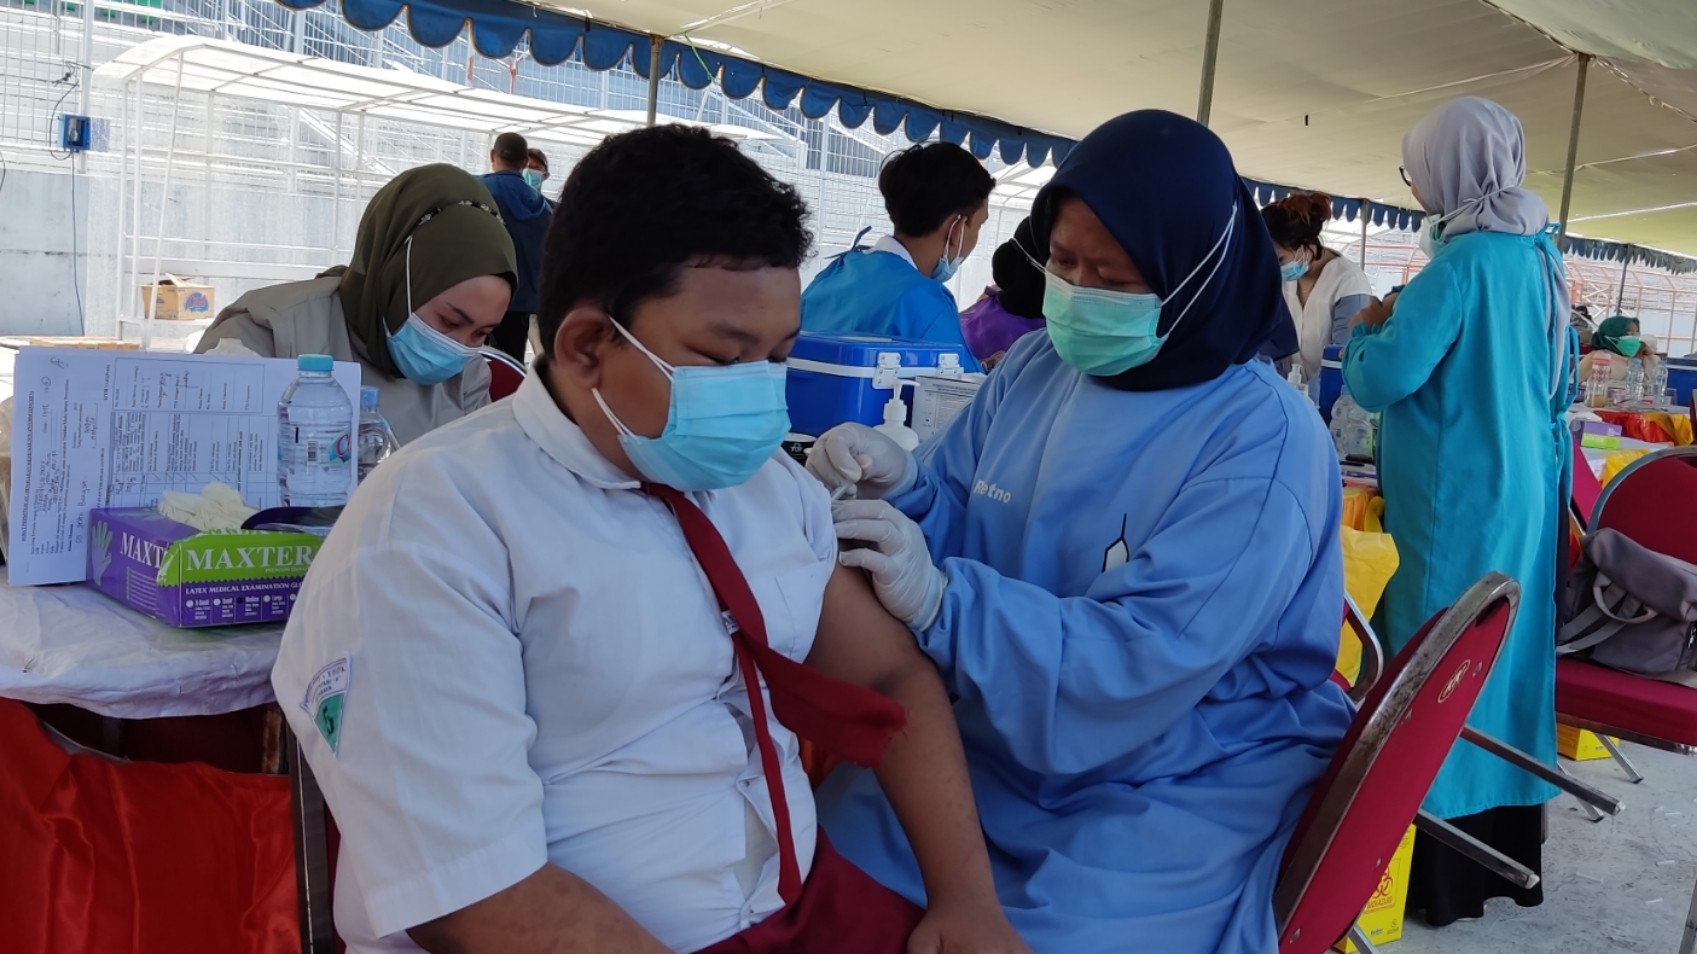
[1617, 336, 1644, 357]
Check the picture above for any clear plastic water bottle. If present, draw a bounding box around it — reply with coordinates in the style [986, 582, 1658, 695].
[1625, 358, 1646, 405]
[1586, 354, 1614, 408]
[277, 354, 353, 507]
[357, 387, 399, 483]
[1329, 392, 1377, 462]
[1650, 362, 1670, 407]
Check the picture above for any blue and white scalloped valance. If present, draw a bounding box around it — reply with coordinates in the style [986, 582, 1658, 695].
[278, 0, 1695, 274]
[273, 0, 1076, 167]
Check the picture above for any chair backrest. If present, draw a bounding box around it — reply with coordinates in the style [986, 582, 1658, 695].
[1274, 573, 1520, 954]
[484, 350, 528, 401]
[1571, 431, 1604, 530]
[1594, 446, 1697, 564]
[1341, 595, 1384, 704]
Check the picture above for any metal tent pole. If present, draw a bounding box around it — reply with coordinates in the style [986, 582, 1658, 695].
[645, 36, 663, 127]
[1359, 203, 1369, 268]
[1557, 54, 1592, 242]
[1616, 252, 1631, 312]
[1195, 0, 1225, 127]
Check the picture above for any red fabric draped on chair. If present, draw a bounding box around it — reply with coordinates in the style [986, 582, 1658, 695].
[0, 698, 298, 954]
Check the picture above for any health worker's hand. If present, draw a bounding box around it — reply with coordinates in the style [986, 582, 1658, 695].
[807, 423, 917, 500]
[906, 899, 1030, 954]
[832, 499, 945, 630]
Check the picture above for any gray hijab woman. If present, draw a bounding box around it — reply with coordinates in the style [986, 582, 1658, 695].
[1342, 96, 1573, 927]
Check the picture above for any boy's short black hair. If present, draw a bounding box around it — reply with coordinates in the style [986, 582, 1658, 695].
[536, 125, 811, 361]
[493, 132, 529, 167]
[879, 142, 995, 237]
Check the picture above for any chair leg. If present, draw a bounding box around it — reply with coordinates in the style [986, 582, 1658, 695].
[1414, 811, 1541, 890]
[1598, 734, 1645, 784]
[286, 730, 337, 954]
[1460, 726, 1624, 816]
[1346, 923, 1383, 954]
[1681, 872, 1697, 954]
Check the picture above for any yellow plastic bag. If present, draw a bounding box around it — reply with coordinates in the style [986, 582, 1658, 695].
[1600, 449, 1650, 488]
[1337, 497, 1399, 686]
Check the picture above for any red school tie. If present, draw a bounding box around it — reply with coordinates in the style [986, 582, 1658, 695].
[643, 484, 907, 905]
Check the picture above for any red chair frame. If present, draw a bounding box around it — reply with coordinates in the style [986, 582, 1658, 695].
[1558, 445, 1697, 953]
[1275, 573, 1520, 953]
[483, 349, 528, 402]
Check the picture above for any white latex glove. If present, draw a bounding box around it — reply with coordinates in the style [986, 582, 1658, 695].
[833, 498, 946, 630]
[807, 422, 917, 500]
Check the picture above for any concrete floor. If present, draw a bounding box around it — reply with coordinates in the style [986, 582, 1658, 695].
[1398, 742, 1696, 954]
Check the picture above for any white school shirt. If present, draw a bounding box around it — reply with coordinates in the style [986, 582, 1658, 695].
[272, 371, 834, 953]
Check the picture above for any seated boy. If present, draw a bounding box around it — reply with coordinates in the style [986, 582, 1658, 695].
[273, 125, 1026, 954]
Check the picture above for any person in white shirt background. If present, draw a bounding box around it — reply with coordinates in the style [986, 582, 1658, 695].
[1261, 191, 1375, 385]
[273, 125, 1025, 954]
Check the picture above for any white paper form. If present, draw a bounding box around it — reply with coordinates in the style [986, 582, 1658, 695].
[8, 349, 360, 585]
[911, 374, 984, 443]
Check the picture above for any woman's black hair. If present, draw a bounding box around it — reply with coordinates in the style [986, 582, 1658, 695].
[1260, 191, 1333, 259]
[992, 218, 1046, 321]
[879, 142, 995, 237]
[536, 125, 811, 361]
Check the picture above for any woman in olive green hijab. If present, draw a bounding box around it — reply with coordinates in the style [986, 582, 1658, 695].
[198, 164, 519, 444]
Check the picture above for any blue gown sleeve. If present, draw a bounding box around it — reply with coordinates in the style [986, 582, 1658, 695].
[1341, 266, 1465, 412]
[1329, 293, 1371, 349]
[918, 472, 1326, 777]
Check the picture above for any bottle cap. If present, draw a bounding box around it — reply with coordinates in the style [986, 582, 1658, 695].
[361, 386, 380, 409]
[298, 354, 334, 373]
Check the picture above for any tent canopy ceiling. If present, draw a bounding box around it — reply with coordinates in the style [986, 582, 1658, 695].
[95, 35, 775, 147]
[478, 0, 1697, 258]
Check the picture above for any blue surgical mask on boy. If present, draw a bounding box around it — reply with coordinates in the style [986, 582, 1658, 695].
[386, 237, 481, 385]
[522, 168, 545, 191]
[930, 216, 968, 283]
[1041, 206, 1236, 377]
[592, 318, 790, 491]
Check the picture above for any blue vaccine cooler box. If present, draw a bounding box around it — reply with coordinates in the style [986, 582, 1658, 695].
[1667, 357, 1697, 409]
[785, 332, 972, 437]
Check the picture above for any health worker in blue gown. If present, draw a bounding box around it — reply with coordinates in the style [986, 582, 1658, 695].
[807, 110, 1354, 954]
[800, 142, 994, 371]
[1342, 97, 1570, 928]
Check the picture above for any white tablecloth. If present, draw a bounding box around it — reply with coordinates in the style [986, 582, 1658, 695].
[0, 567, 281, 719]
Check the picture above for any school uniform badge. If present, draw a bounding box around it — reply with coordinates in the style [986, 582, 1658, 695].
[302, 655, 352, 755]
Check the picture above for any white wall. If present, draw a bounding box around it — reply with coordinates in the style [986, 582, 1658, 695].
[0, 167, 91, 338]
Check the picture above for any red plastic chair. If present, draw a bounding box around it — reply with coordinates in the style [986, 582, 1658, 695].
[1593, 445, 1697, 563]
[1557, 445, 1697, 954]
[1275, 574, 1520, 953]
[484, 349, 528, 402]
[1572, 431, 1605, 530]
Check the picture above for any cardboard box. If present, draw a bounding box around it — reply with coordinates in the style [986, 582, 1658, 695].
[1335, 825, 1416, 952]
[139, 275, 216, 321]
[23, 337, 140, 350]
[1558, 723, 1619, 761]
[87, 507, 323, 628]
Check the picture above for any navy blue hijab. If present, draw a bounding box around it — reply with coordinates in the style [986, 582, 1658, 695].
[1032, 110, 1297, 391]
